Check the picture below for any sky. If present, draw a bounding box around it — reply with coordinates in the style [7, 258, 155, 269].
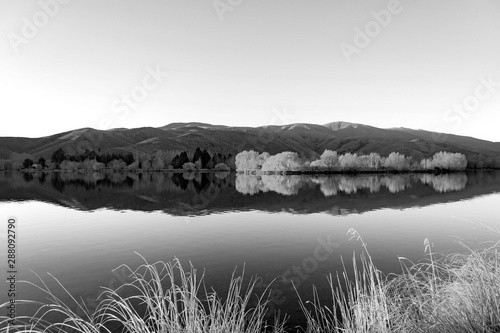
[1, 0, 499, 141]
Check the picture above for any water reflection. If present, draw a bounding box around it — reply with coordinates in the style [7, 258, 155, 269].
[0, 170, 498, 216]
[236, 173, 467, 196]
[418, 173, 468, 193]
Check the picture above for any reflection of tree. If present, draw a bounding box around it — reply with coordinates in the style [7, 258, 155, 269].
[381, 175, 412, 193]
[312, 177, 338, 197]
[51, 173, 65, 193]
[214, 171, 230, 180]
[236, 175, 308, 196]
[171, 173, 189, 190]
[419, 173, 467, 193]
[192, 173, 211, 193]
[260, 175, 305, 196]
[53, 172, 135, 190]
[39, 172, 46, 185]
[236, 173, 464, 197]
[312, 175, 410, 196]
[23, 172, 34, 182]
[236, 175, 264, 195]
[182, 172, 197, 181]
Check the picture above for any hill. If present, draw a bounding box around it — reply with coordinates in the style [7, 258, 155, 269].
[0, 122, 499, 168]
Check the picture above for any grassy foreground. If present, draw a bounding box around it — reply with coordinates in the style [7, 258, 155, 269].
[1, 230, 499, 333]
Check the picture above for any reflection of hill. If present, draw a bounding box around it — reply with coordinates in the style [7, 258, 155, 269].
[0, 171, 498, 217]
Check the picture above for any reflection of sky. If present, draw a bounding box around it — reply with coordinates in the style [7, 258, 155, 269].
[1, 195, 498, 315]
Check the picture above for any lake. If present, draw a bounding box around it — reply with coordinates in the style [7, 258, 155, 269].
[1, 170, 499, 329]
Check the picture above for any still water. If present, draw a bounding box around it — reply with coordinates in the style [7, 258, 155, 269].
[1, 170, 499, 328]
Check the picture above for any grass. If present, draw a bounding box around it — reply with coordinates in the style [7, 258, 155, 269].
[2, 231, 499, 333]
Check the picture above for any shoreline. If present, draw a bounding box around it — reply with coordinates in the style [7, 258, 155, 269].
[3, 167, 500, 174]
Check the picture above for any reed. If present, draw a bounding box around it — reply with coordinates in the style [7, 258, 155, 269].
[2, 234, 499, 333]
[300, 229, 500, 333]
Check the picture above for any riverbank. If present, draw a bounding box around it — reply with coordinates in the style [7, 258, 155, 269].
[2, 230, 498, 332]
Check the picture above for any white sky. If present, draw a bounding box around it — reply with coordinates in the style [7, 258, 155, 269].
[1, 0, 499, 141]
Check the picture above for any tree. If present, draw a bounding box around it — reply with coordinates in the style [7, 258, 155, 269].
[430, 152, 467, 171]
[420, 158, 433, 170]
[261, 152, 302, 172]
[171, 155, 180, 169]
[51, 148, 66, 165]
[310, 159, 328, 170]
[23, 158, 34, 169]
[192, 147, 203, 163]
[206, 160, 215, 169]
[368, 153, 382, 169]
[235, 150, 260, 172]
[194, 159, 202, 170]
[61, 160, 79, 171]
[201, 149, 212, 168]
[38, 157, 46, 169]
[384, 152, 409, 171]
[212, 153, 223, 166]
[152, 155, 165, 170]
[183, 162, 196, 171]
[108, 159, 126, 171]
[179, 152, 190, 168]
[0, 160, 12, 171]
[320, 150, 338, 169]
[338, 153, 358, 170]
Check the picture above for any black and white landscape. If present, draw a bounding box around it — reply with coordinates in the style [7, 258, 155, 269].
[1, 1, 500, 332]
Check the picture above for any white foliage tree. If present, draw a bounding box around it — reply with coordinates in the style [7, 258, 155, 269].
[261, 152, 303, 172]
[235, 150, 260, 172]
[320, 150, 339, 169]
[338, 153, 358, 170]
[384, 152, 409, 171]
[431, 152, 467, 170]
[368, 153, 382, 169]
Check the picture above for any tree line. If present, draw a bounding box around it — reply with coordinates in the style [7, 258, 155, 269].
[236, 150, 468, 173]
[0, 148, 235, 171]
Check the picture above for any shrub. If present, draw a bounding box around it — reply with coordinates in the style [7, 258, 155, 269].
[182, 162, 196, 171]
[214, 163, 230, 171]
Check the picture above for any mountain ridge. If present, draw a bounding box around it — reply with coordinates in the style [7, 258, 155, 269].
[1, 122, 499, 168]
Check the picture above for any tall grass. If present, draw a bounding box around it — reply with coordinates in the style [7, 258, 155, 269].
[1, 254, 286, 333]
[300, 229, 500, 333]
[2, 234, 499, 333]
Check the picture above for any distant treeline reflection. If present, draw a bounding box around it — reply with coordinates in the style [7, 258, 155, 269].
[236, 173, 468, 196]
[3, 171, 468, 196]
